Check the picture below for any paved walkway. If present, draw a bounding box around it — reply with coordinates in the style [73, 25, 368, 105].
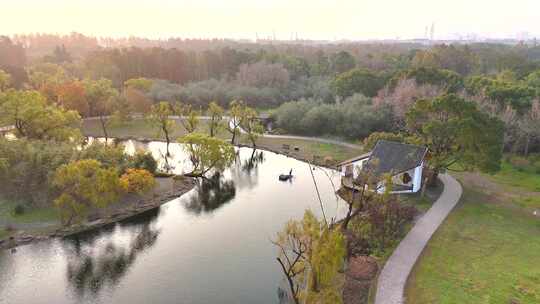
[260, 134, 362, 150]
[375, 173, 463, 304]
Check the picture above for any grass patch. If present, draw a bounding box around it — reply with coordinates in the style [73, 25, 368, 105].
[405, 187, 540, 304]
[488, 161, 540, 192]
[242, 136, 361, 164]
[82, 118, 229, 140]
[0, 198, 60, 225]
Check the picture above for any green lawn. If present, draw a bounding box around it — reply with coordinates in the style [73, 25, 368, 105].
[406, 171, 540, 304]
[82, 118, 229, 140]
[488, 161, 540, 192]
[0, 198, 60, 226]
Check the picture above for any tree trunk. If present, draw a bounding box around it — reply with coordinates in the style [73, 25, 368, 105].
[524, 134, 530, 157]
[276, 258, 301, 304]
[99, 115, 109, 143]
[164, 127, 171, 156]
[231, 129, 236, 145]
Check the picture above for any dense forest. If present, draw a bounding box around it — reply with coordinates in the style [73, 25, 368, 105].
[1, 33, 540, 156]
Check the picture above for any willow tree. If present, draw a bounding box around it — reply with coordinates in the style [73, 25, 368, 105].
[178, 133, 235, 178]
[240, 106, 264, 147]
[273, 210, 345, 304]
[207, 101, 224, 137]
[226, 100, 244, 144]
[149, 101, 175, 156]
[175, 103, 200, 133]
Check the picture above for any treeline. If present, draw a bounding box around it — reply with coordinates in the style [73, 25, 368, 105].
[2, 34, 540, 154]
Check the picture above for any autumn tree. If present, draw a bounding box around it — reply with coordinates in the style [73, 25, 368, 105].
[239, 106, 264, 147]
[57, 81, 89, 116]
[53, 159, 124, 225]
[124, 78, 153, 114]
[374, 78, 443, 123]
[120, 168, 156, 194]
[178, 133, 235, 178]
[207, 101, 224, 137]
[83, 78, 119, 141]
[406, 94, 504, 179]
[124, 86, 152, 114]
[0, 89, 81, 141]
[226, 100, 244, 144]
[149, 101, 175, 156]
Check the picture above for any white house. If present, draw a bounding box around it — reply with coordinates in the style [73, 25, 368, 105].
[337, 140, 428, 194]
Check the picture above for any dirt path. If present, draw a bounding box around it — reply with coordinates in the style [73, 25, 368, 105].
[374, 174, 463, 304]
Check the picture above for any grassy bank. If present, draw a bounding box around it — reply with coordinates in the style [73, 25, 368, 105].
[405, 163, 540, 304]
[82, 118, 363, 164]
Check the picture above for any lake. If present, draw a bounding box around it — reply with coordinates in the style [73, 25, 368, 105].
[0, 141, 346, 304]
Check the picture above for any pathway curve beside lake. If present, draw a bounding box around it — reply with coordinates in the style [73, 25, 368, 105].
[259, 133, 362, 150]
[375, 173, 463, 304]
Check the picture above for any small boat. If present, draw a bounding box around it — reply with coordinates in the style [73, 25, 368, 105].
[279, 169, 293, 181]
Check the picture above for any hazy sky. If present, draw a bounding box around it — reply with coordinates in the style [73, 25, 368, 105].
[1, 0, 539, 40]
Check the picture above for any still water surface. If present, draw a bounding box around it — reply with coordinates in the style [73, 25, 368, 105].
[0, 141, 346, 304]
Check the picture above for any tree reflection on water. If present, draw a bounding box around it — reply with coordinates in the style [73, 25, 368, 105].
[230, 149, 265, 190]
[63, 209, 161, 298]
[183, 172, 236, 215]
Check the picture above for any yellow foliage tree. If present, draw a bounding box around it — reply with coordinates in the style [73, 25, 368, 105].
[53, 159, 123, 225]
[120, 168, 156, 194]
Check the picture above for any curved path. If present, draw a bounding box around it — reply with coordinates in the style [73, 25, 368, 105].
[260, 133, 362, 150]
[375, 173, 462, 304]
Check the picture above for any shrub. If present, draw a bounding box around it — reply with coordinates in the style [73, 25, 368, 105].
[120, 169, 156, 194]
[13, 204, 26, 216]
[130, 152, 158, 174]
[351, 197, 417, 256]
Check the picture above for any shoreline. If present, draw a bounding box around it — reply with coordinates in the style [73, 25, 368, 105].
[0, 133, 348, 250]
[0, 176, 197, 250]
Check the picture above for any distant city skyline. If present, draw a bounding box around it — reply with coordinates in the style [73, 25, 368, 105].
[1, 0, 539, 41]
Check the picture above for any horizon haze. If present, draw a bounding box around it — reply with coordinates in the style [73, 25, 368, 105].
[1, 0, 539, 41]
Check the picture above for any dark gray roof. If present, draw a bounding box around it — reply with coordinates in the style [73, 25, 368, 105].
[363, 140, 427, 177]
[337, 152, 372, 167]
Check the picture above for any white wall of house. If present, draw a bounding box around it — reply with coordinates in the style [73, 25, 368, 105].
[412, 162, 424, 192]
[374, 162, 424, 194]
[340, 160, 424, 194]
[340, 158, 368, 178]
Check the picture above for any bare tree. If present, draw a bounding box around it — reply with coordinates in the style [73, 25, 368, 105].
[271, 232, 307, 304]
